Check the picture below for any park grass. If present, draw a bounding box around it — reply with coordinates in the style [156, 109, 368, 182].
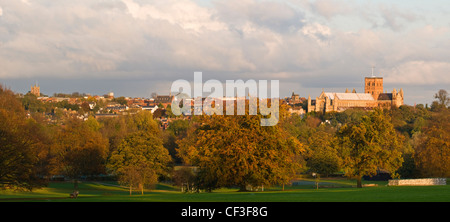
[1, 179, 449, 202]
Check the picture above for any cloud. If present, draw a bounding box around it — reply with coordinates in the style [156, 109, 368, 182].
[384, 61, 450, 85]
[213, 0, 305, 33]
[378, 4, 420, 31]
[301, 22, 332, 44]
[309, 0, 353, 20]
[121, 0, 226, 32]
[0, 0, 448, 106]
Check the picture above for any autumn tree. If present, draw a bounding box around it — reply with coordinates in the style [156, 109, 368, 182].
[0, 85, 47, 190]
[414, 108, 450, 177]
[177, 107, 305, 192]
[337, 108, 403, 188]
[98, 116, 128, 154]
[51, 117, 108, 191]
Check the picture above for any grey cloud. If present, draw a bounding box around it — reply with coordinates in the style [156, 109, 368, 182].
[213, 0, 305, 33]
[378, 4, 420, 31]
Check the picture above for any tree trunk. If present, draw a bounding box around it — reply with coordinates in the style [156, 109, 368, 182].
[129, 186, 132, 196]
[356, 175, 362, 188]
[238, 183, 247, 192]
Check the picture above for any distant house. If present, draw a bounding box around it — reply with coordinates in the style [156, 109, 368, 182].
[88, 102, 96, 110]
[106, 102, 128, 113]
[142, 105, 159, 113]
[155, 95, 174, 108]
[288, 107, 305, 116]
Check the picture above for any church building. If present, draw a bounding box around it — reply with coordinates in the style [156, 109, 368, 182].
[307, 75, 403, 113]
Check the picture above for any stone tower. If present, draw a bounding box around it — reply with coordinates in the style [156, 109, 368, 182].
[30, 83, 40, 96]
[364, 77, 383, 100]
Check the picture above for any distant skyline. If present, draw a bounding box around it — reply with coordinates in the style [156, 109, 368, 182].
[1, 0, 449, 105]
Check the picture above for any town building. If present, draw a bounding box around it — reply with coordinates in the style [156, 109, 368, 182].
[155, 95, 174, 108]
[286, 92, 305, 105]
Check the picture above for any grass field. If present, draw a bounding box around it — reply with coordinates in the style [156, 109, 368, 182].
[1, 178, 449, 202]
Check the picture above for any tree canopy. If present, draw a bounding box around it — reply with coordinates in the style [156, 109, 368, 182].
[337, 109, 404, 187]
[177, 110, 305, 191]
[107, 112, 172, 195]
[0, 85, 46, 190]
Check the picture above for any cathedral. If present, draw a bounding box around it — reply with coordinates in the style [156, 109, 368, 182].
[307, 76, 404, 113]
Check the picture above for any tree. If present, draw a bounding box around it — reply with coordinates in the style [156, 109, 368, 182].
[112, 96, 128, 106]
[164, 119, 191, 164]
[98, 116, 128, 154]
[21, 93, 49, 113]
[414, 109, 450, 177]
[0, 85, 46, 190]
[107, 131, 172, 195]
[306, 131, 341, 178]
[337, 109, 403, 188]
[172, 167, 197, 192]
[51, 118, 108, 191]
[128, 111, 160, 133]
[80, 102, 91, 113]
[177, 109, 305, 192]
[434, 89, 449, 107]
[85, 116, 102, 132]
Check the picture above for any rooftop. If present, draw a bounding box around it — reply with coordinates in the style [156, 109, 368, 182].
[324, 92, 375, 101]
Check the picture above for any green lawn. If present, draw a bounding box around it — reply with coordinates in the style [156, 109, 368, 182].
[1, 179, 449, 202]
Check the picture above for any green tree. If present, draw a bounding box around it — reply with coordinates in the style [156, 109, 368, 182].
[164, 119, 191, 164]
[337, 109, 403, 188]
[112, 96, 128, 106]
[85, 115, 102, 132]
[21, 93, 49, 113]
[306, 131, 341, 178]
[107, 131, 172, 195]
[434, 89, 449, 107]
[98, 116, 128, 154]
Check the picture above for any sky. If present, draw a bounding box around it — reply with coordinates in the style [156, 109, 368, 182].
[0, 0, 449, 105]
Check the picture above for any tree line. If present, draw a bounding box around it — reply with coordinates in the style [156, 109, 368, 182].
[0, 84, 449, 192]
